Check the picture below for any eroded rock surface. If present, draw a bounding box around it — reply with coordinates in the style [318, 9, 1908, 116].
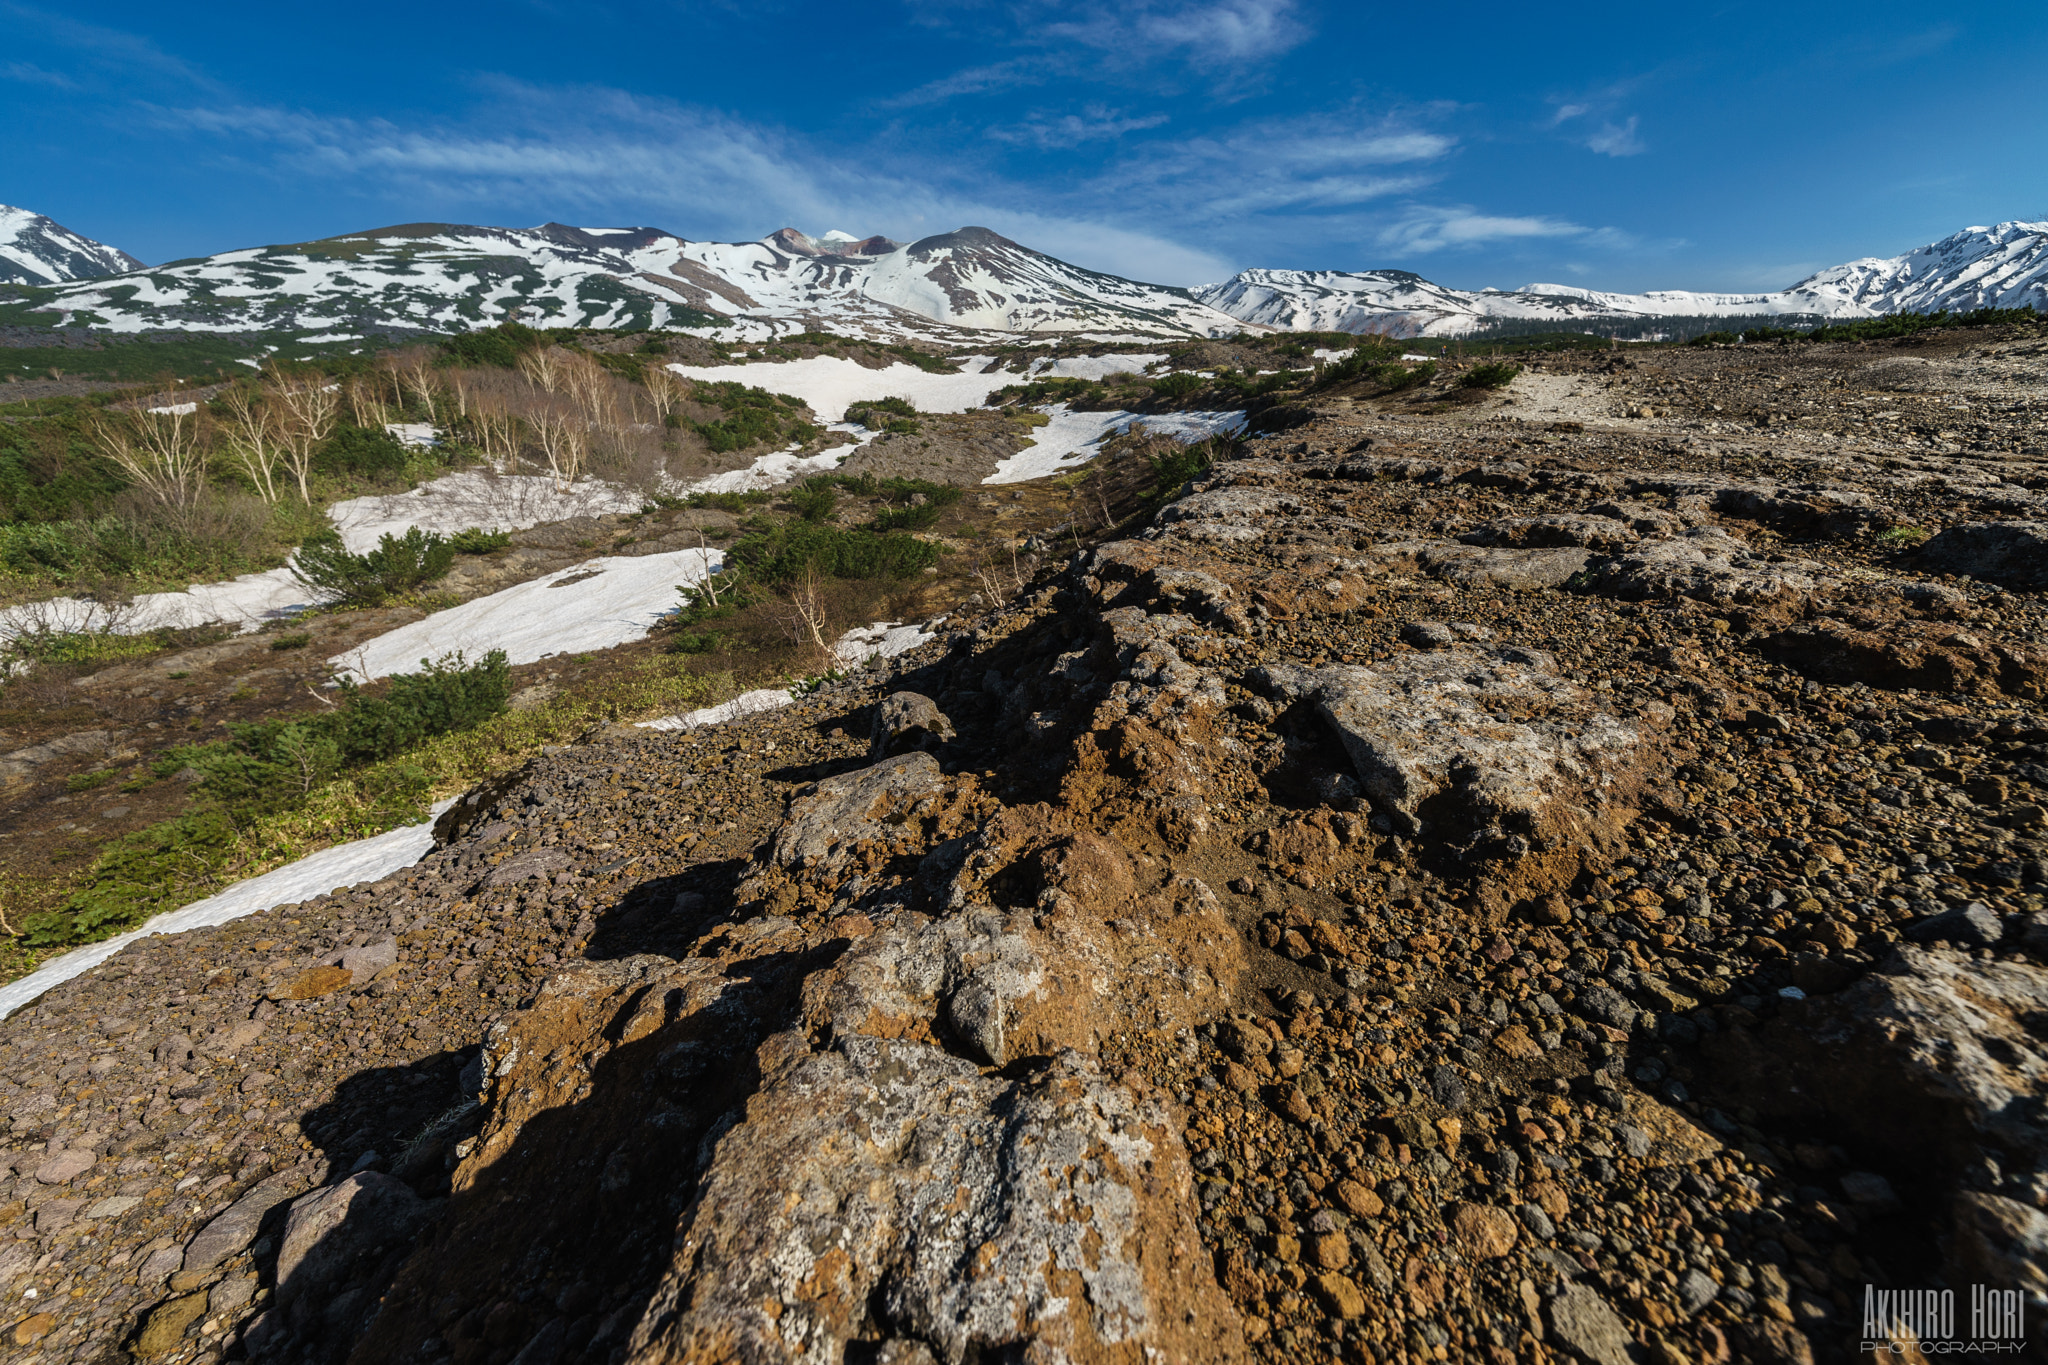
[7, 327, 2048, 1365]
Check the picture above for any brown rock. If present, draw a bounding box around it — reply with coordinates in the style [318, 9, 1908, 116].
[1334, 1179, 1383, 1219]
[134, 1293, 208, 1357]
[1449, 1202, 1519, 1258]
[1272, 1234, 1301, 1265]
[1314, 1272, 1367, 1319]
[33, 1149, 94, 1185]
[1280, 1088, 1316, 1124]
[12, 1313, 56, 1346]
[1223, 1062, 1259, 1093]
[1310, 1231, 1350, 1270]
[283, 965, 353, 1001]
[1494, 1025, 1543, 1059]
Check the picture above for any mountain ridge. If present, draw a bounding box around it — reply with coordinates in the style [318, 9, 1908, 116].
[5, 206, 2042, 344]
[0, 205, 142, 287]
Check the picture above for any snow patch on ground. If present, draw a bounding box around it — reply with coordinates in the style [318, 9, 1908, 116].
[834, 619, 937, 664]
[636, 688, 794, 733]
[985, 406, 1246, 484]
[667, 356, 1005, 418]
[327, 473, 644, 554]
[0, 800, 456, 1021]
[332, 548, 722, 682]
[669, 444, 847, 495]
[1027, 354, 1164, 380]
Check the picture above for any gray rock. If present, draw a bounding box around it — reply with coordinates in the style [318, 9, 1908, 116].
[870, 692, 957, 758]
[1616, 1125, 1651, 1160]
[765, 751, 947, 877]
[1578, 984, 1638, 1032]
[1547, 1281, 1634, 1365]
[210, 1274, 259, 1315]
[1839, 1171, 1898, 1206]
[1414, 543, 1595, 591]
[1595, 526, 1829, 608]
[338, 936, 398, 983]
[1677, 1267, 1720, 1314]
[1517, 1203, 1556, 1241]
[1917, 521, 2048, 590]
[185, 1164, 320, 1273]
[276, 1172, 436, 1314]
[1460, 514, 1639, 552]
[1907, 901, 2004, 949]
[1254, 647, 1657, 851]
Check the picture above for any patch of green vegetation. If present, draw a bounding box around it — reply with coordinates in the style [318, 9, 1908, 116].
[690, 379, 813, 452]
[64, 769, 117, 793]
[1150, 371, 1206, 399]
[437, 321, 546, 368]
[988, 376, 1103, 407]
[447, 527, 512, 554]
[18, 647, 643, 950]
[788, 478, 839, 523]
[0, 627, 167, 668]
[726, 522, 942, 585]
[1146, 441, 1220, 501]
[290, 526, 456, 606]
[316, 423, 413, 479]
[1460, 362, 1522, 390]
[1689, 307, 2044, 348]
[843, 395, 922, 434]
[1878, 526, 1931, 544]
[268, 632, 312, 651]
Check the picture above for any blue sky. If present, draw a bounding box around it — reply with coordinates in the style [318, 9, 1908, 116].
[3, 0, 2043, 292]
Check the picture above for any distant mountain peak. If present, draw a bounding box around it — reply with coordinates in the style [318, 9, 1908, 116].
[0, 204, 143, 286]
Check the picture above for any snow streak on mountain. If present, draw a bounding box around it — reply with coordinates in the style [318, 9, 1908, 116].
[18, 221, 1243, 343]
[0, 206, 143, 287]
[1192, 221, 2048, 338]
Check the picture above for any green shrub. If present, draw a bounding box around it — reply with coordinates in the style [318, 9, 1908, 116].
[269, 632, 312, 651]
[1146, 441, 1218, 501]
[1150, 372, 1205, 399]
[789, 478, 839, 523]
[2, 627, 164, 667]
[439, 321, 545, 368]
[316, 423, 412, 478]
[22, 810, 240, 944]
[1460, 362, 1521, 390]
[291, 526, 456, 606]
[871, 502, 944, 531]
[447, 526, 512, 554]
[726, 522, 941, 585]
[330, 650, 512, 765]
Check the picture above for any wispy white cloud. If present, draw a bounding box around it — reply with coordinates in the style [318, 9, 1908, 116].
[1376, 205, 1619, 255]
[1585, 115, 1644, 157]
[1, 60, 77, 88]
[1045, 0, 1309, 66]
[987, 106, 1170, 149]
[145, 84, 1240, 284]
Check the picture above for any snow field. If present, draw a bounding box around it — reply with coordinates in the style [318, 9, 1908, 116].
[0, 799, 458, 1021]
[986, 406, 1247, 484]
[330, 547, 723, 683]
[665, 356, 1007, 418]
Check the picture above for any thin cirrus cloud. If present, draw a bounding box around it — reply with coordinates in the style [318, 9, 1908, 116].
[1585, 115, 1646, 157]
[888, 0, 1310, 104]
[146, 89, 1242, 283]
[1376, 205, 1632, 255]
[986, 107, 1171, 149]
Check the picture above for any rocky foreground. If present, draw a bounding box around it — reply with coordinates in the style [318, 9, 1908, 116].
[5, 333, 2048, 1365]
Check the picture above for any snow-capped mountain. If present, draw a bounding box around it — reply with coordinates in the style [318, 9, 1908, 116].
[23, 221, 1245, 342]
[1194, 221, 2048, 337]
[0, 205, 143, 286]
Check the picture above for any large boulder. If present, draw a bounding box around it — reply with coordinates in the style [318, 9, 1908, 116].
[1916, 521, 2048, 590]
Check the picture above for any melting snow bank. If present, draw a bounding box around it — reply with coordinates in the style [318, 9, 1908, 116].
[632, 618, 938, 733]
[636, 688, 795, 733]
[985, 407, 1247, 484]
[672, 443, 849, 495]
[0, 567, 312, 641]
[834, 619, 936, 664]
[333, 548, 722, 682]
[0, 799, 456, 1021]
[667, 356, 1007, 416]
[328, 472, 644, 554]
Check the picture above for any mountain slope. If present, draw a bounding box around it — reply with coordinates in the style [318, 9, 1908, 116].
[0, 205, 143, 286]
[25, 222, 1246, 343]
[1195, 220, 2048, 337]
